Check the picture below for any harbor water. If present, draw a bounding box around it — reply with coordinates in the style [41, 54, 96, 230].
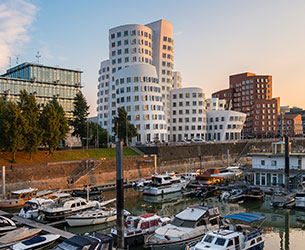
[58, 188, 305, 250]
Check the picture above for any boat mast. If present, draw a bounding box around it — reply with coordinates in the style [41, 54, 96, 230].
[285, 136, 290, 193]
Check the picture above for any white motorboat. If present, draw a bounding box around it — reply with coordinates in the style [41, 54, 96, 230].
[0, 227, 42, 244]
[0, 215, 16, 235]
[187, 213, 266, 250]
[54, 232, 113, 250]
[39, 197, 100, 221]
[132, 178, 153, 188]
[19, 193, 71, 220]
[111, 213, 171, 246]
[143, 173, 186, 196]
[12, 234, 60, 250]
[66, 207, 117, 227]
[145, 206, 221, 250]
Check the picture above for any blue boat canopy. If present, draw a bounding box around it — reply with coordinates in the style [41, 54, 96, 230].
[224, 213, 266, 223]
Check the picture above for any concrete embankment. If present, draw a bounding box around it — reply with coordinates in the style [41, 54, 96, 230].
[4, 138, 305, 191]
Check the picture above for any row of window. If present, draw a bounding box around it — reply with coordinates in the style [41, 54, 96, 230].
[111, 30, 152, 40]
[111, 57, 152, 70]
[162, 53, 173, 60]
[163, 36, 173, 44]
[172, 92, 203, 99]
[172, 117, 207, 123]
[231, 78, 270, 88]
[111, 47, 152, 57]
[135, 114, 166, 121]
[135, 123, 166, 131]
[172, 101, 204, 107]
[111, 39, 152, 48]
[172, 125, 206, 131]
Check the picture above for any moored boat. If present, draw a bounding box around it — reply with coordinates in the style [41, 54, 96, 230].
[0, 188, 38, 209]
[111, 213, 171, 246]
[66, 207, 117, 227]
[143, 173, 186, 196]
[53, 232, 113, 250]
[12, 234, 60, 250]
[187, 212, 266, 250]
[295, 189, 305, 208]
[71, 187, 103, 197]
[228, 189, 244, 203]
[39, 197, 100, 221]
[145, 206, 222, 250]
[270, 192, 296, 208]
[0, 227, 42, 244]
[243, 187, 265, 201]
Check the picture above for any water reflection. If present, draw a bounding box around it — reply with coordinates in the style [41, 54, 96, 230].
[61, 189, 305, 250]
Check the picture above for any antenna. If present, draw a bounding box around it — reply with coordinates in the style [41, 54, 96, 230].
[15, 55, 20, 65]
[36, 51, 41, 64]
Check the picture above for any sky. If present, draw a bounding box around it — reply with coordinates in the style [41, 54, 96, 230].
[1, 0, 305, 116]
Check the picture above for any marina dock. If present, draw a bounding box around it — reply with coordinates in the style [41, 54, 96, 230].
[11, 216, 74, 239]
[0, 210, 74, 240]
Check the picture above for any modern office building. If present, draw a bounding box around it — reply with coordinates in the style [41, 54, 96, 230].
[0, 62, 82, 118]
[169, 87, 246, 142]
[212, 72, 280, 138]
[279, 113, 303, 137]
[172, 71, 182, 89]
[206, 110, 246, 141]
[170, 87, 207, 141]
[97, 19, 175, 143]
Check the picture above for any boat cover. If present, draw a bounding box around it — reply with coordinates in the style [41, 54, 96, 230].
[22, 235, 46, 246]
[62, 235, 98, 249]
[224, 213, 266, 223]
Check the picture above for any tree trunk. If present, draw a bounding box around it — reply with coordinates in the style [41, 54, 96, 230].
[29, 151, 32, 160]
[12, 151, 16, 163]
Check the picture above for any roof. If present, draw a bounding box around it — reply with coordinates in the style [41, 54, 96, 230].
[211, 172, 236, 178]
[11, 188, 38, 194]
[176, 206, 208, 221]
[224, 213, 266, 223]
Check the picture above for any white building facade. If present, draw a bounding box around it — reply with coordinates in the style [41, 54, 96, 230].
[97, 20, 175, 143]
[170, 87, 207, 142]
[206, 110, 246, 141]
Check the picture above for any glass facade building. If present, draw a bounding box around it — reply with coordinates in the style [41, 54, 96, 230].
[0, 63, 82, 118]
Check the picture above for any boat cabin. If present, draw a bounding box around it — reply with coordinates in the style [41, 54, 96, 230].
[125, 213, 169, 232]
[171, 206, 221, 228]
[55, 232, 113, 250]
[10, 188, 38, 200]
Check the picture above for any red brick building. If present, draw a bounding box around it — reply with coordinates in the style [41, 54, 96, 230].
[212, 72, 280, 138]
[280, 113, 303, 136]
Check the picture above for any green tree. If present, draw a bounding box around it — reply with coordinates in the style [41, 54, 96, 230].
[0, 98, 6, 150]
[113, 107, 137, 144]
[70, 91, 90, 146]
[40, 99, 69, 154]
[18, 90, 43, 159]
[49, 98, 69, 141]
[89, 122, 109, 147]
[2, 101, 27, 162]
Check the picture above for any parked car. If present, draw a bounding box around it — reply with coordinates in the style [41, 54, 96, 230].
[191, 138, 204, 143]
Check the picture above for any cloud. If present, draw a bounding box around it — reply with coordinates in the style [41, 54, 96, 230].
[0, 0, 36, 71]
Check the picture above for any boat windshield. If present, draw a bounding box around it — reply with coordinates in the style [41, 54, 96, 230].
[203, 235, 214, 243]
[171, 217, 196, 228]
[215, 237, 227, 246]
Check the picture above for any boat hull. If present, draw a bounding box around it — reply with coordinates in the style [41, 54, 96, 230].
[66, 214, 117, 227]
[143, 183, 184, 196]
[146, 234, 203, 250]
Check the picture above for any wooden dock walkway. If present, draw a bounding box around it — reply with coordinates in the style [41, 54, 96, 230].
[12, 215, 74, 239]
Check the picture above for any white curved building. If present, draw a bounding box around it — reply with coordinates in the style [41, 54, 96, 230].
[170, 87, 207, 142]
[114, 64, 167, 142]
[207, 110, 246, 141]
[97, 20, 174, 143]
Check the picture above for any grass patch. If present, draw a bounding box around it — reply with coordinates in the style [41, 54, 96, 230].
[0, 147, 138, 165]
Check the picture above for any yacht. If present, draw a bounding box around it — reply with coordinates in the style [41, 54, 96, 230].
[111, 213, 171, 246]
[188, 213, 265, 250]
[66, 206, 117, 227]
[39, 197, 99, 221]
[145, 206, 221, 250]
[143, 174, 186, 196]
[19, 193, 71, 219]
